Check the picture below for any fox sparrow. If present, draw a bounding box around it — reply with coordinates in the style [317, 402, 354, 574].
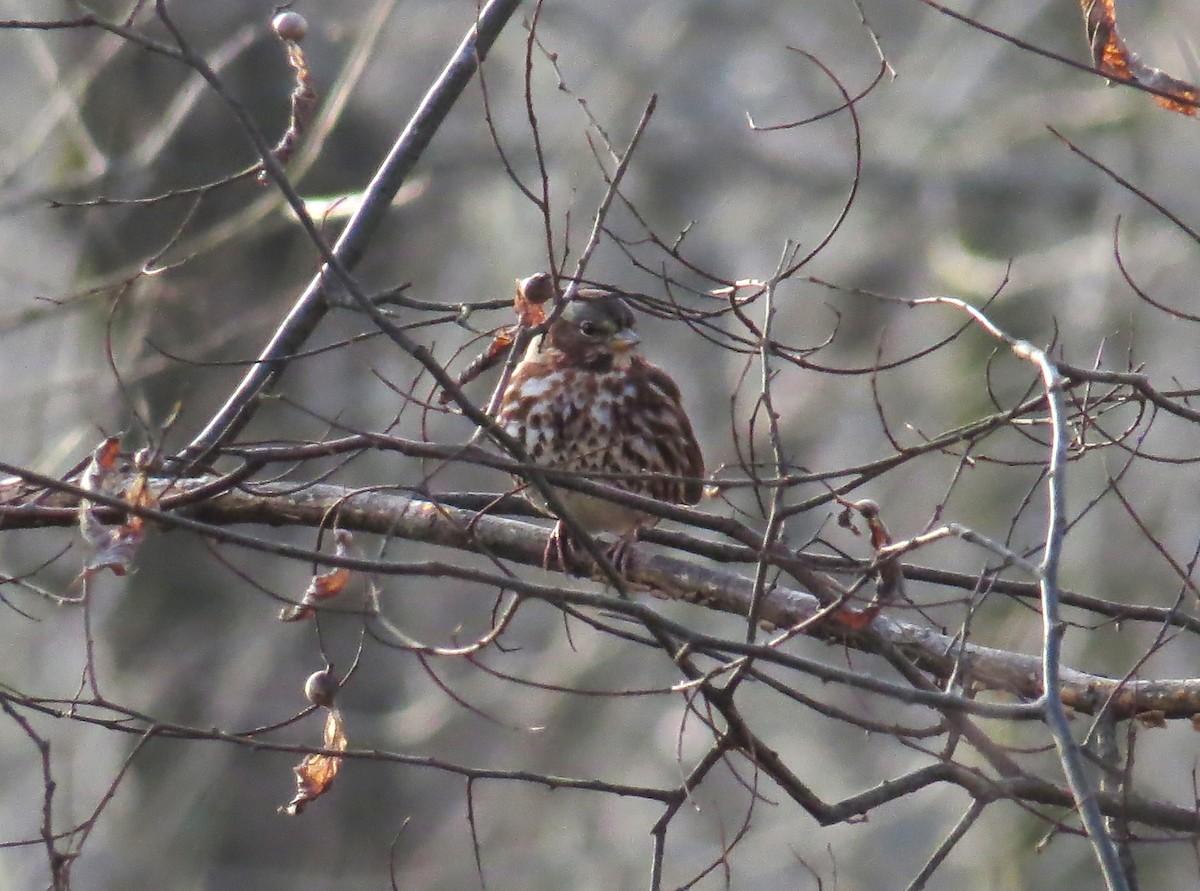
[495, 283, 705, 569]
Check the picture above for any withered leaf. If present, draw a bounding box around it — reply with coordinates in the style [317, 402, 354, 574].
[1135, 709, 1167, 729]
[840, 499, 906, 608]
[833, 604, 881, 631]
[1082, 0, 1200, 116]
[258, 17, 316, 183]
[280, 708, 348, 816]
[78, 437, 154, 578]
[280, 530, 354, 621]
[436, 325, 518, 405]
[437, 272, 555, 402]
[80, 436, 121, 490]
[82, 525, 145, 578]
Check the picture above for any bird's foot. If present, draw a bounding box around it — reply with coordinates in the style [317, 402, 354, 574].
[542, 521, 574, 572]
[602, 528, 640, 578]
[542, 523, 640, 580]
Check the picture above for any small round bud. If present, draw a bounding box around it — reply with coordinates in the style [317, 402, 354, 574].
[272, 10, 308, 42]
[304, 668, 337, 707]
[518, 272, 556, 306]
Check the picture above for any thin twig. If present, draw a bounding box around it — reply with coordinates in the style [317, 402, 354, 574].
[911, 294, 1131, 891]
[181, 0, 524, 464]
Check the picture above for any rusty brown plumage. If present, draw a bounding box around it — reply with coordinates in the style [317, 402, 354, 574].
[494, 288, 704, 568]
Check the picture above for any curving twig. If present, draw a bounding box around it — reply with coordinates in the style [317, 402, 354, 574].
[181, 0, 525, 465]
[911, 295, 1131, 891]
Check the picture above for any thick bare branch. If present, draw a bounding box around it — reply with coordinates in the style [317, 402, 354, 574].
[5, 472, 1199, 721]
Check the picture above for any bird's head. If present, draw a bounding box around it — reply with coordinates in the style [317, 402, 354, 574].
[546, 293, 640, 371]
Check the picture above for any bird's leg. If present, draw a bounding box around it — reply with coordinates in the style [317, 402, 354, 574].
[604, 526, 641, 577]
[543, 520, 574, 572]
[544, 523, 640, 579]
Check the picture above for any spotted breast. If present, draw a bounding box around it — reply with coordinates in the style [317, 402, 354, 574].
[496, 289, 704, 542]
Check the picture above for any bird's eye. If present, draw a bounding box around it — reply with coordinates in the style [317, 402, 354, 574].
[579, 321, 599, 336]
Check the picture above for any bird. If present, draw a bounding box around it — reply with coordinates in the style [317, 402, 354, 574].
[495, 279, 705, 571]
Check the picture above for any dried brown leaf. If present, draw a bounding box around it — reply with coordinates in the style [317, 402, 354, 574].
[832, 604, 881, 631]
[513, 271, 554, 323]
[80, 436, 121, 488]
[280, 708, 348, 816]
[1136, 709, 1167, 728]
[78, 437, 153, 578]
[436, 325, 518, 404]
[840, 499, 906, 607]
[258, 16, 316, 183]
[437, 272, 556, 403]
[280, 530, 355, 621]
[82, 525, 145, 578]
[1082, 0, 1199, 116]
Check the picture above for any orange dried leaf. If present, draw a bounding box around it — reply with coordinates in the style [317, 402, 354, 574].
[124, 474, 158, 512]
[79, 437, 123, 523]
[833, 604, 880, 630]
[78, 437, 148, 577]
[280, 531, 355, 621]
[120, 454, 159, 540]
[1082, 0, 1199, 116]
[1135, 709, 1166, 729]
[437, 325, 519, 404]
[281, 708, 348, 816]
[858, 504, 891, 551]
[83, 436, 122, 481]
[313, 566, 351, 598]
[841, 499, 905, 607]
[437, 272, 556, 403]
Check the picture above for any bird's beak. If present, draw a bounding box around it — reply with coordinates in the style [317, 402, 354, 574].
[609, 329, 640, 352]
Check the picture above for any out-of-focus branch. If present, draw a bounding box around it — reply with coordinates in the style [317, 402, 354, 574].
[6, 685, 1196, 835]
[181, 0, 524, 465]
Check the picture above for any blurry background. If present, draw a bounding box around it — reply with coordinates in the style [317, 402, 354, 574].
[3, 0, 1200, 888]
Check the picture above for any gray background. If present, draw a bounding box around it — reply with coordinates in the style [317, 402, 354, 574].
[2, 1, 1200, 888]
